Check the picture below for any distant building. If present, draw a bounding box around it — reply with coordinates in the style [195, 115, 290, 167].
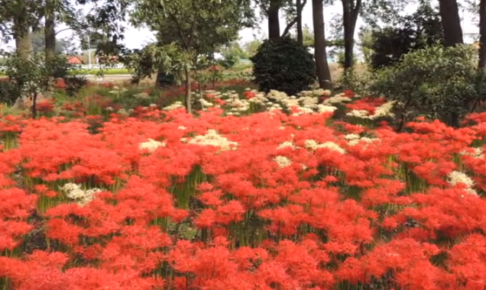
[67, 56, 83, 65]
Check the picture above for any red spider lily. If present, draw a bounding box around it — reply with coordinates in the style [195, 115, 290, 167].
[343, 89, 356, 97]
[243, 91, 256, 99]
[36, 100, 55, 114]
[4, 89, 486, 290]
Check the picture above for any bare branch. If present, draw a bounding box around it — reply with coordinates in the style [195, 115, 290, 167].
[281, 17, 297, 37]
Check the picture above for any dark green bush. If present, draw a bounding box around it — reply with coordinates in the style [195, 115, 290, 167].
[364, 3, 443, 70]
[250, 37, 316, 96]
[0, 80, 20, 105]
[367, 44, 486, 128]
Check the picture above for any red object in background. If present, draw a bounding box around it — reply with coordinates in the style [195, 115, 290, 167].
[243, 91, 256, 99]
[208, 65, 222, 72]
[103, 82, 115, 89]
[344, 89, 356, 98]
[55, 78, 66, 89]
[36, 100, 55, 113]
[345, 97, 387, 115]
[67, 56, 83, 65]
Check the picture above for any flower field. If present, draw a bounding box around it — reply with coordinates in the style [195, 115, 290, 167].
[2, 86, 486, 290]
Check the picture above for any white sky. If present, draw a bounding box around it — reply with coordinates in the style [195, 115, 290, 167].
[0, 0, 480, 51]
[119, 0, 479, 49]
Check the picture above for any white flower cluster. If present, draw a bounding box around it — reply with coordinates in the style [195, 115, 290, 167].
[109, 86, 127, 95]
[200, 98, 214, 108]
[163, 101, 184, 111]
[373, 101, 396, 118]
[247, 89, 269, 105]
[60, 183, 102, 207]
[292, 106, 315, 116]
[305, 140, 346, 154]
[266, 90, 289, 101]
[317, 104, 338, 113]
[274, 155, 292, 168]
[184, 129, 238, 151]
[268, 103, 284, 113]
[134, 92, 150, 100]
[277, 141, 297, 150]
[346, 100, 397, 119]
[226, 95, 250, 115]
[322, 93, 353, 105]
[346, 109, 369, 118]
[345, 134, 380, 147]
[265, 90, 338, 116]
[117, 108, 129, 117]
[139, 138, 166, 153]
[460, 147, 484, 159]
[447, 171, 477, 196]
[160, 89, 342, 116]
[299, 89, 331, 97]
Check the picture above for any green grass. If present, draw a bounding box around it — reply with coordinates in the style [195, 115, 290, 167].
[70, 68, 132, 75]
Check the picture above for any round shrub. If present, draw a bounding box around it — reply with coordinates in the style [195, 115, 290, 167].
[367, 44, 484, 128]
[250, 37, 316, 96]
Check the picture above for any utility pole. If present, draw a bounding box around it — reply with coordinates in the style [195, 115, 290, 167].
[87, 34, 92, 70]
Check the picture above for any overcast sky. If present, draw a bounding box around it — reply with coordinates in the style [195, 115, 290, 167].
[117, 0, 480, 49]
[0, 0, 480, 52]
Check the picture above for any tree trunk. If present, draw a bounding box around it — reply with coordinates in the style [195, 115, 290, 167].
[312, 0, 332, 89]
[479, 0, 486, 68]
[342, 0, 361, 69]
[297, 0, 304, 45]
[14, 26, 33, 61]
[12, 11, 33, 61]
[12, 15, 33, 107]
[45, 0, 57, 98]
[45, 1, 56, 62]
[438, 0, 464, 126]
[438, 0, 463, 46]
[185, 67, 192, 114]
[268, 0, 281, 40]
[32, 91, 38, 119]
[155, 69, 163, 88]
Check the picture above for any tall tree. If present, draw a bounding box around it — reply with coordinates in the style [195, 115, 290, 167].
[84, 0, 131, 58]
[363, 3, 443, 69]
[0, 0, 41, 60]
[268, 0, 281, 39]
[131, 0, 254, 113]
[312, 0, 332, 89]
[479, 0, 486, 68]
[260, 0, 309, 41]
[281, 0, 307, 41]
[297, 0, 305, 44]
[44, 0, 56, 62]
[341, 0, 362, 69]
[438, 0, 463, 46]
[31, 30, 71, 54]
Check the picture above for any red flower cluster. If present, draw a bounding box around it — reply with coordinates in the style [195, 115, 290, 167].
[36, 99, 55, 114]
[244, 91, 256, 99]
[2, 92, 486, 289]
